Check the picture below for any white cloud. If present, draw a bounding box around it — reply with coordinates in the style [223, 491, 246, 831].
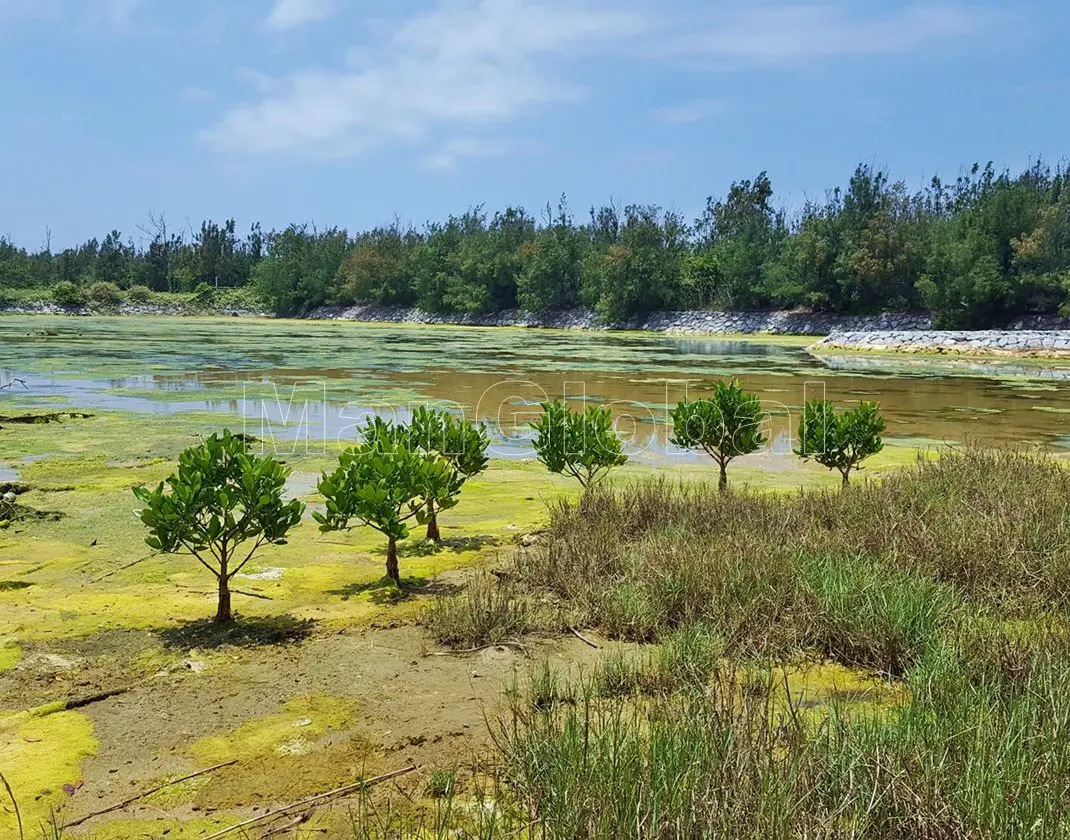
[204, 1, 994, 162]
[204, 0, 645, 158]
[423, 136, 539, 170]
[654, 98, 719, 124]
[267, 0, 338, 31]
[676, 5, 985, 66]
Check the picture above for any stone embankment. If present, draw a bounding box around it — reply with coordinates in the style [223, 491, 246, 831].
[814, 330, 1070, 358]
[0, 302, 264, 317]
[9, 300, 1070, 356]
[307, 304, 936, 335]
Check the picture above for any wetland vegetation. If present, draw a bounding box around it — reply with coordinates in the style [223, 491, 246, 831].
[4, 159, 1070, 327]
[3, 317, 1070, 837]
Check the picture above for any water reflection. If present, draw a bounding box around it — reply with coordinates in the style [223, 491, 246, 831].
[4, 316, 1070, 461]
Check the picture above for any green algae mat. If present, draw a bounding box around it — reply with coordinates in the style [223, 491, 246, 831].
[1, 315, 1069, 835]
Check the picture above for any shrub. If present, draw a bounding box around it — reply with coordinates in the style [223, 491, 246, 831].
[670, 379, 767, 492]
[52, 281, 85, 308]
[193, 282, 215, 304]
[87, 281, 123, 306]
[127, 284, 152, 303]
[796, 400, 885, 486]
[132, 430, 305, 623]
[315, 439, 462, 583]
[530, 401, 628, 492]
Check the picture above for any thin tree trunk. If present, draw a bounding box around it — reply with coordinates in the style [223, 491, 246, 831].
[426, 499, 440, 543]
[215, 574, 232, 624]
[718, 463, 728, 494]
[386, 538, 400, 584]
[841, 469, 851, 488]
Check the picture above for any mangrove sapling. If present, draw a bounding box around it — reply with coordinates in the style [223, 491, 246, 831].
[795, 400, 885, 487]
[133, 430, 304, 624]
[314, 441, 462, 583]
[530, 401, 628, 493]
[406, 407, 490, 542]
[670, 379, 767, 492]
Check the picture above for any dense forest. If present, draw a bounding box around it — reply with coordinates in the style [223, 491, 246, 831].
[2, 160, 1069, 327]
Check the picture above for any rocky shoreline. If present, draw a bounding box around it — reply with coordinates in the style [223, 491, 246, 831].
[8, 301, 1070, 356]
[814, 330, 1070, 358]
[307, 303, 938, 334]
[0, 302, 266, 318]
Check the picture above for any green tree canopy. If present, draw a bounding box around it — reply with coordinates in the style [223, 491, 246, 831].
[795, 400, 885, 487]
[132, 430, 304, 623]
[530, 401, 628, 492]
[670, 380, 767, 492]
[314, 439, 463, 583]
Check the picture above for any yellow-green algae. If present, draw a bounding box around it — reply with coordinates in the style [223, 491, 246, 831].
[0, 403, 928, 646]
[0, 640, 21, 673]
[189, 694, 357, 765]
[187, 694, 368, 811]
[781, 660, 906, 714]
[0, 709, 97, 835]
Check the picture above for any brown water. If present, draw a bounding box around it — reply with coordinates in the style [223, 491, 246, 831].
[3, 315, 1070, 460]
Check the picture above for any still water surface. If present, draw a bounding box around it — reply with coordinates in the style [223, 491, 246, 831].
[3, 316, 1070, 461]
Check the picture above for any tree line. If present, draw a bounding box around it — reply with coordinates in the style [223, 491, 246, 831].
[4, 159, 1070, 327]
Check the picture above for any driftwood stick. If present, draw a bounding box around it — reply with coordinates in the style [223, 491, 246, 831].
[63, 688, 129, 711]
[260, 813, 311, 838]
[201, 766, 417, 840]
[426, 640, 527, 656]
[0, 772, 24, 840]
[570, 627, 601, 649]
[61, 760, 238, 829]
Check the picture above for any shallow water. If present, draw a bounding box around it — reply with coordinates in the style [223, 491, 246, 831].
[3, 315, 1070, 461]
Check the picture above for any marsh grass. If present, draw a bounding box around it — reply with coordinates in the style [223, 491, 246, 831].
[595, 624, 724, 698]
[802, 555, 956, 676]
[423, 574, 537, 649]
[488, 638, 1070, 839]
[418, 447, 1070, 837]
[518, 447, 1070, 671]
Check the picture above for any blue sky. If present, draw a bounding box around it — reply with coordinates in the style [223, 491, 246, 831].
[0, 0, 1065, 249]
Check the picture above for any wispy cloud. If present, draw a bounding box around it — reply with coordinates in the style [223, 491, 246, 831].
[266, 0, 338, 31]
[675, 4, 986, 66]
[204, 0, 645, 158]
[204, 1, 995, 163]
[654, 98, 719, 124]
[423, 136, 540, 170]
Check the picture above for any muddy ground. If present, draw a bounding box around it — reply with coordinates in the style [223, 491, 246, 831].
[0, 409, 920, 839]
[3, 605, 605, 837]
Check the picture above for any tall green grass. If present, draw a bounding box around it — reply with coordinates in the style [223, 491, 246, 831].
[386, 448, 1070, 838]
[494, 637, 1070, 839]
[517, 448, 1070, 672]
